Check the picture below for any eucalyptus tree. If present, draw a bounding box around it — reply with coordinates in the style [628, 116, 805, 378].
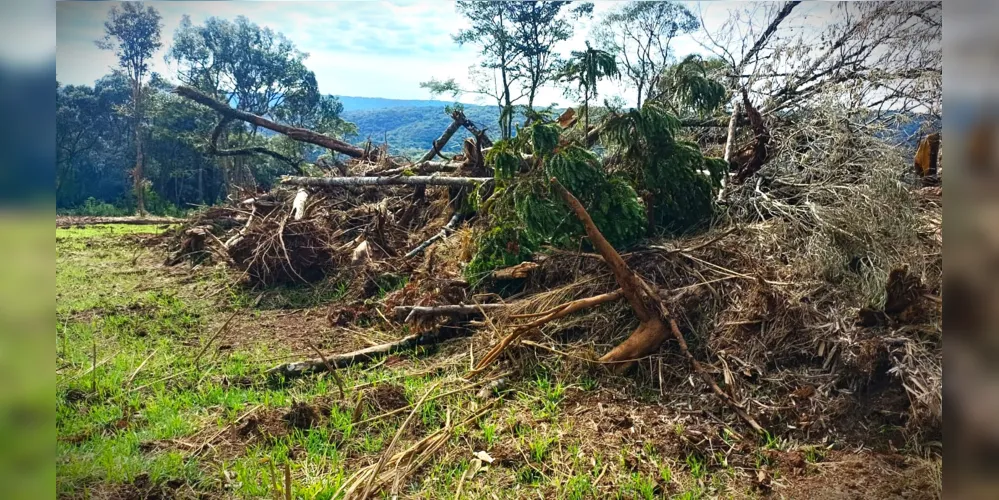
[97, 1, 163, 214]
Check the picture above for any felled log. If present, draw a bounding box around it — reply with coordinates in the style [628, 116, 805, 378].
[174, 86, 368, 159]
[393, 303, 508, 323]
[280, 175, 493, 188]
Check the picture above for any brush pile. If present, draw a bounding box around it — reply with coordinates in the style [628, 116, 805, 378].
[161, 94, 941, 447]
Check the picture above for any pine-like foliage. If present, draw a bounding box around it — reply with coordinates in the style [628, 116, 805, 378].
[466, 119, 646, 282]
[603, 101, 723, 235]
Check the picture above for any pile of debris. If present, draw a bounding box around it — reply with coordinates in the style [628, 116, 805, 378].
[162, 85, 942, 446]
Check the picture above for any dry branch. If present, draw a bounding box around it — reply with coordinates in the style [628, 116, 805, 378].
[552, 177, 765, 433]
[418, 111, 466, 162]
[374, 161, 460, 177]
[279, 175, 493, 188]
[404, 213, 462, 258]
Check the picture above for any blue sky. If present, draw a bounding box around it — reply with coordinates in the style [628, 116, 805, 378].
[55, 1, 832, 107]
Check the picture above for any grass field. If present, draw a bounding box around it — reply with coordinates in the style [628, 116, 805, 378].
[56, 225, 940, 499]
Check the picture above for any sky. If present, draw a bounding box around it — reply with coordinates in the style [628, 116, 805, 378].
[55, 0, 747, 107]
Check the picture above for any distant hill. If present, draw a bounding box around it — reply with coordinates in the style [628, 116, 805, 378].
[340, 100, 511, 158]
[337, 95, 470, 113]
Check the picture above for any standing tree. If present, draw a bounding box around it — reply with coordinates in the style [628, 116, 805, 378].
[563, 42, 620, 133]
[507, 1, 593, 110]
[97, 1, 163, 215]
[423, 1, 592, 139]
[594, 2, 699, 108]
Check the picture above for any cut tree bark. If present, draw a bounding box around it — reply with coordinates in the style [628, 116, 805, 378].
[280, 175, 493, 188]
[913, 132, 941, 185]
[174, 85, 369, 159]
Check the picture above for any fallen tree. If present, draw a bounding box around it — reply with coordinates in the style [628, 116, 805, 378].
[174, 85, 370, 160]
[471, 177, 765, 434]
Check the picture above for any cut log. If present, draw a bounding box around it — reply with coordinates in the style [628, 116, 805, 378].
[280, 175, 493, 189]
[174, 86, 368, 159]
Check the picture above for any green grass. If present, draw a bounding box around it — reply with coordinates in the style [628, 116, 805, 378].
[55, 223, 790, 499]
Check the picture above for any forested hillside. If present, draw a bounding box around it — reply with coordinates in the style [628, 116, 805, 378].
[341, 104, 527, 158]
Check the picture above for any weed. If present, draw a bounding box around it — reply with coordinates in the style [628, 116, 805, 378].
[481, 421, 499, 448]
[624, 472, 658, 500]
[686, 453, 705, 480]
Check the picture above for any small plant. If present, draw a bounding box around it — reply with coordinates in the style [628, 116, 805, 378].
[804, 445, 827, 464]
[564, 473, 593, 500]
[659, 462, 673, 484]
[481, 421, 499, 447]
[579, 376, 598, 392]
[625, 472, 657, 500]
[528, 434, 555, 463]
[686, 453, 705, 480]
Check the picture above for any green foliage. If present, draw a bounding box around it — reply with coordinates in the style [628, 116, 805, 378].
[485, 140, 521, 181]
[465, 225, 539, 284]
[527, 121, 561, 158]
[603, 101, 718, 236]
[658, 55, 728, 117]
[467, 118, 646, 281]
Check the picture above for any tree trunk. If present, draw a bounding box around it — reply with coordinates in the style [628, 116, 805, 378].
[133, 81, 146, 216]
[418, 113, 465, 163]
